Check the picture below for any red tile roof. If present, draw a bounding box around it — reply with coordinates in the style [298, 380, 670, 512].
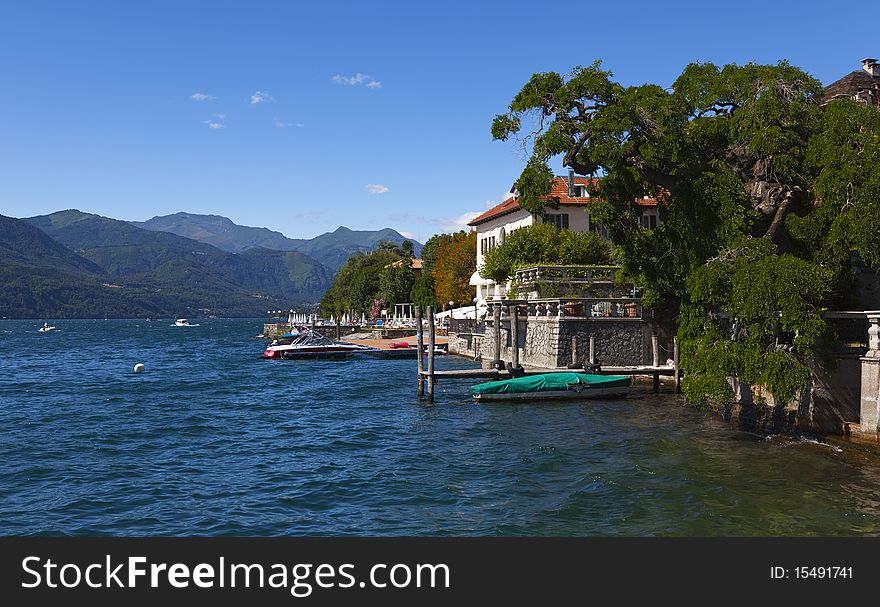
[468, 176, 658, 226]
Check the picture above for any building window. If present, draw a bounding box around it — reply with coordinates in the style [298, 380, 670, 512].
[639, 213, 658, 229]
[572, 185, 587, 198]
[544, 213, 569, 230]
[591, 222, 609, 240]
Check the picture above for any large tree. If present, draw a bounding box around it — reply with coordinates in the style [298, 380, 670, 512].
[493, 60, 880, 404]
[433, 231, 477, 309]
[320, 250, 399, 317]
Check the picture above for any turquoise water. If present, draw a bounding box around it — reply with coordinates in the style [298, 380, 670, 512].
[2, 318, 880, 536]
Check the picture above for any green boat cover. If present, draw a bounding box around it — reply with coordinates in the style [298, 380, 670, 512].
[470, 372, 629, 395]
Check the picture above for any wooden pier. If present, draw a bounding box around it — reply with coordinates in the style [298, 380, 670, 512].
[414, 304, 682, 402]
[421, 365, 679, 381]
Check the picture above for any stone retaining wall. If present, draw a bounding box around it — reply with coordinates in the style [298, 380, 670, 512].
[449, 316, 653, 368]
[447, 332, 486, 359]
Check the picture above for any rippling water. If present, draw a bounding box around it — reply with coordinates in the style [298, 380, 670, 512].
[2, 318, 880, 536]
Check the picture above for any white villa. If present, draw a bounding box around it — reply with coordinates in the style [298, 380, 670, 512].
[467, 172, 659, 310]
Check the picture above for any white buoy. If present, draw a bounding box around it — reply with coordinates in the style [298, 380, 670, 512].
[133, 363, 145, 373]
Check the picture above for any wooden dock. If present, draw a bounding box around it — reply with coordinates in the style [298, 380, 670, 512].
[341, 335, 448, 350]
[420, 365, 678, 380]
[412, 303, 682, 401]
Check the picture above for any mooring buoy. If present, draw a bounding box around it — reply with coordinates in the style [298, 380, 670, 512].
[133, 363, 145, 373]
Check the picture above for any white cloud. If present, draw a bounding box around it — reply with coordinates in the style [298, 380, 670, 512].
[190, 92, 216, 101]
[443, 211, 481, 231]
[213, 113, 226, 119]
[275, 119, 305, 128]
[400, 231, 416, 240]
[365, 183, 390, 195]
[333, 73, 382, 89]
[250, 90, 273, 104]
[205, 121, 225, 129]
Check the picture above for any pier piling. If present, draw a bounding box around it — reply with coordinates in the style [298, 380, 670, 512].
[569, 335, 583, 369]
[652, 335, 660, 392]
[510, 304, 522, 372]
[491, 302, 503, 370]
[589, 336, 595, 366]
[416, 306, 425, 398]
[673, 336, 681, 394]
[427, 305, 436, 402]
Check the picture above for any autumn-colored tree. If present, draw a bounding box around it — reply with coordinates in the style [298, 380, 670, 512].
[432, 231, 477, 309]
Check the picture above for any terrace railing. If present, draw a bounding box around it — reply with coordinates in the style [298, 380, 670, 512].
[513, 265, 622, 286]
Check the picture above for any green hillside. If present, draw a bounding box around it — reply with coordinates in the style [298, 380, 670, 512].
[0, 211, 334, 318]
[133, 213, 422, 269]
[132, 212, 305, 253]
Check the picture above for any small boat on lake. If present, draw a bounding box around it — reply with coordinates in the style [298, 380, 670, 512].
[471, 372, 631, 402]
[38, 322, 56, 333]
[262, 330, 373, 360]
[173, 318, 199, 327]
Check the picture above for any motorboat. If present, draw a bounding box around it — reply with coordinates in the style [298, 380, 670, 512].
[262, 330, 374, 360]
[38, 323, 56, 333]
[471, 372, 631, 402]
[173, 318, 199, 327]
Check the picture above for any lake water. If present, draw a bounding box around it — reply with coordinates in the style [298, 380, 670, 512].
[2, 318, 880, 536]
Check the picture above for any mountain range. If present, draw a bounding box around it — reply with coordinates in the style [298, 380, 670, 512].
[0, 210, 421, 319]
[132, 212, 422, 270]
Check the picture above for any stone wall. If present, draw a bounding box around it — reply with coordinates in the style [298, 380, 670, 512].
[810, 353, 862, 434]
[710, 352, 864, 435]
[471, 316, 653, 369]
[447, 332, 486, 359]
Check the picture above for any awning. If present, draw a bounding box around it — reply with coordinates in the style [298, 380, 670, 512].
[469, 270, 492, 286]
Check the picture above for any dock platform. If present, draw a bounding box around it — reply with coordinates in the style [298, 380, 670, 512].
[341, 334, 448, 359]
[421, 366, 678, 380]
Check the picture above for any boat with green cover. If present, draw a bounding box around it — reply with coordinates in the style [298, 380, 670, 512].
[471, 372, 631, 401]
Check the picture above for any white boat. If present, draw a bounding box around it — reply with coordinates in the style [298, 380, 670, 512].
[262, 330, 373, 360]
[173, 318, 200, 327]
[38, 323, 56, 333]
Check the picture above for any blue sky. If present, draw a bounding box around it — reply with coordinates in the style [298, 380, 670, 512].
[0, 1, 873, 242]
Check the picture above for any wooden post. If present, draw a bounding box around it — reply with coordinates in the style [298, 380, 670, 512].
[652, 335, 660, 393]
[427, 305, 436, 402]
[492, 302, 502, 369]
[569, 335, 582, 369]
[335, 317, 341, 340]
[416, 306, 424, 398]
[652, 335, 659, 367]
[510, 304, 520, 371]
[673, 336, 681, 394]
[589, 336, 595, 366]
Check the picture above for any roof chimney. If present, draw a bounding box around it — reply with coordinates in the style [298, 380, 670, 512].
[567, 167, 575, 197]
[862, 58, 880, 77]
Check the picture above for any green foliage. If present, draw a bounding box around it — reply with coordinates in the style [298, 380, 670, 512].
[479, 223, 611, 283]
[680, 238, 832, 404]
[495, 58, 879, 406]
[379, 261, 416, 306]
[420, 233, 457, 272]
[410, 272, 438, 309]
[320, 250, 399, 316]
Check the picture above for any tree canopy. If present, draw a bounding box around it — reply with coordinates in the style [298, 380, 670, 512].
[433, 231, 477, 308]
[493, 59, 880, 404]
[320, 249, 399, 317]
[480, 223, 611, 283]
